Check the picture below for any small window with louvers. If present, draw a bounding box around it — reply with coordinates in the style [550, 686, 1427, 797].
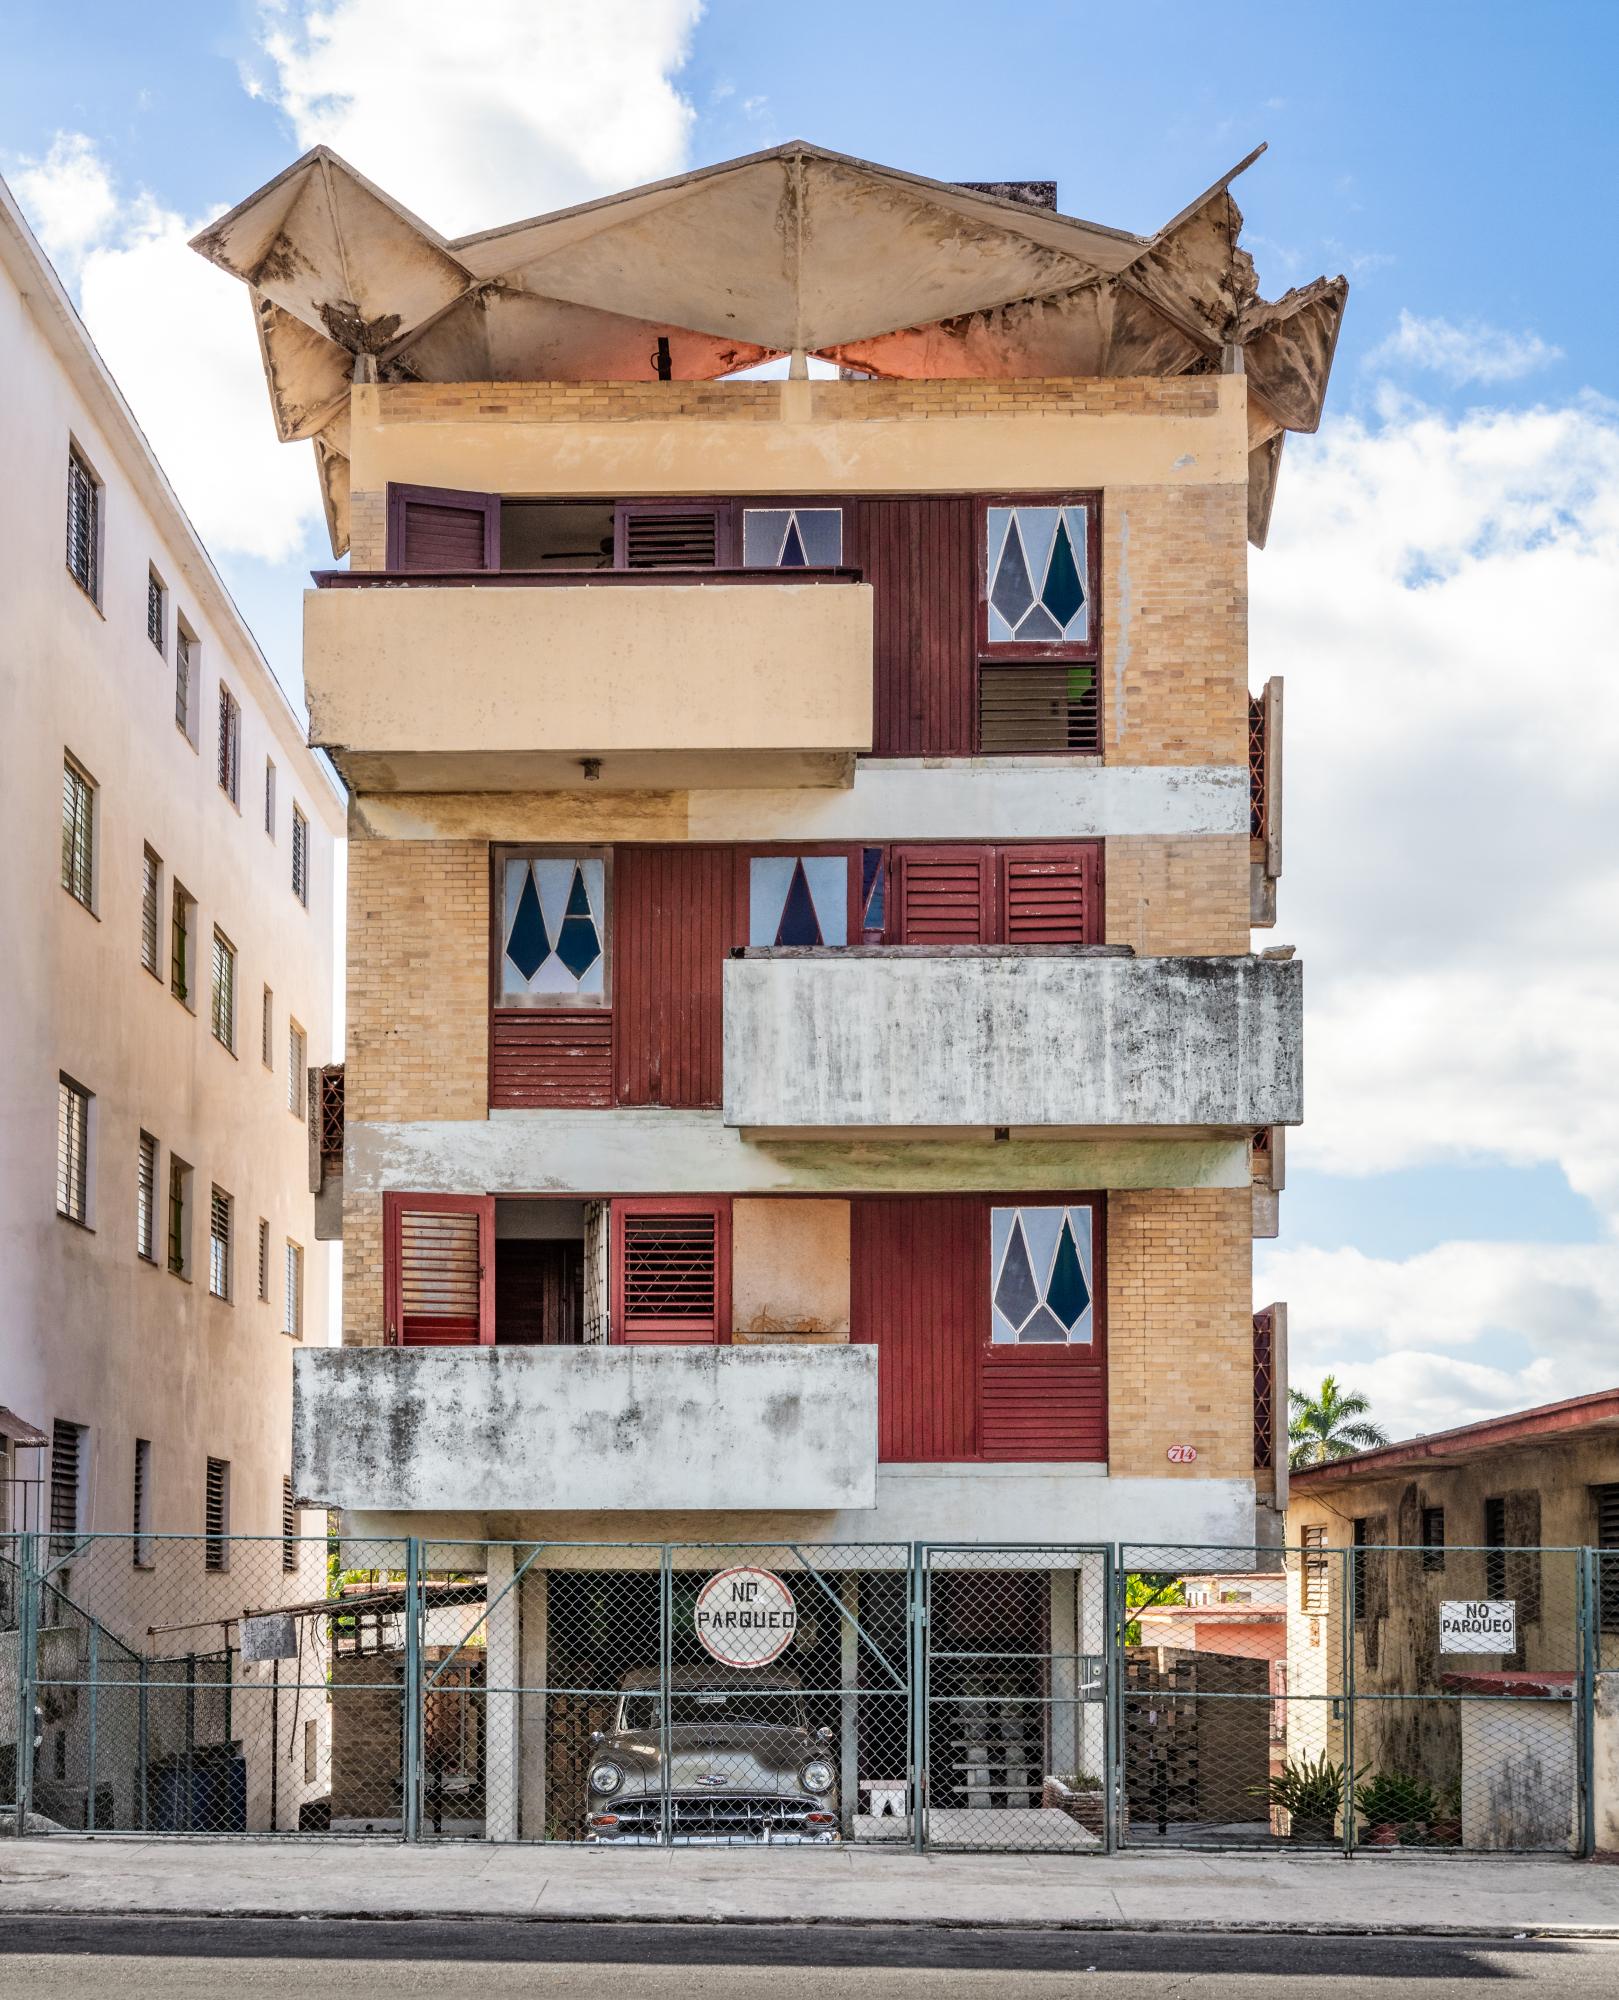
[217, 685, 241, 803]
[615, 502, 726, 570]
[288, 1021, 307, 1115]
[66, 448, 99, 601]
[211, 930, 236, 1051]
[385, 1196, 490, 1346]
[61, 756, 95, 909]
[999, 846, 1100, 945]
[386, 484, 499, 571]
[50, 1419, 84, 1555]
[292, 806, 309, 907]
[1596, 1484, 1619, 1633]
[175, 627, 196, 738]
[891, 846, 992, 944]
[977, 495, 1101, 753]
[204, 1458, 230, 1571]
[56, 1075, 91, 1225]
[284, 1240, 304, 1338]
[208, 1186, 232, 1301]
[141, 847, 162, 976]
[281, 1474, 298, 1573]
[147, 570, 166, 655]
[257, 1217, 270, 1301]
[890, 843, 1101, 946]
[1300, 1524, 1329, 1615]
[612, 1199, 728, 1344]
[137, 1132, 158, 1261]
[133, 1437, 153, 1567]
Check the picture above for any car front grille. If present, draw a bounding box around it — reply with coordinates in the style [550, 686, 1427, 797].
[595, 1794, 830, 1838]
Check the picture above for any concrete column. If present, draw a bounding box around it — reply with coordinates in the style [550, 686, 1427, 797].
[518, 1568, 549, 1841]
[1591, 1673, 1619, 1857]
[1078, 1554, 1107, 1783]
[840, 1574, 859, 1836]
[483, 1543, 520, 1841]
[1048, 1568, 1079, 1782]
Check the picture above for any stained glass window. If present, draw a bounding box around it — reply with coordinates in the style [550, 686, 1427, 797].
[985, 505, 1089, 645]
[990, 1204, 1094, 1344]
[749, 855, 847, 948]
[860, 846, 886, 940]
[501, 854, 609, 1002]
[742, 508, 843, 569]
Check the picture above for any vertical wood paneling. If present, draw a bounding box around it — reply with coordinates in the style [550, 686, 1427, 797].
[860, 497, 976, 757]
[852, 1196, 983, 1462]
[613, 846, 738, 1107]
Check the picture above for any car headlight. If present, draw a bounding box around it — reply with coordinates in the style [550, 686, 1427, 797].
[800, 1759, 835, 1795]
[589, 1761, 624, 1795]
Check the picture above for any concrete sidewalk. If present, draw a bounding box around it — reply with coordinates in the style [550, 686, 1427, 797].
[0, 1838, 1614, 1937]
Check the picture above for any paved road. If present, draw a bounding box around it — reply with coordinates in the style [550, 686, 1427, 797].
[0, 1919, 1615, 1997]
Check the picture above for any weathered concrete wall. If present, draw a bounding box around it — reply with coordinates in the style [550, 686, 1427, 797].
[1595, 1674, 1619, 1857]
[307, 581, 874, 793]
[723, 952, 1302, 1132]
[731, 1197, 851, 1339]
[295, 1345, 879, 1512]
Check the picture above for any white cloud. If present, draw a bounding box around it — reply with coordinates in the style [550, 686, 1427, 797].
[11, 132, 118, 271]
[1255, 394, 1619, 1433]
[252, 0, 704, 235]
[1366, 308, 1562, 385]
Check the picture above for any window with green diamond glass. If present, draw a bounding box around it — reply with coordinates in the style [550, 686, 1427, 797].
[979, 495, 1099, 661]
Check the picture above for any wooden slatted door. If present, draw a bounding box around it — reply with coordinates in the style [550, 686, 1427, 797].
[613, 845, 738, 1107]
[611, 1198, 730, 1343]
[384, 1193, 495, 1346]
[385, 484, 500, 570]
[999, 844, 1101, 945]
[891, 845, 994, 944]
[614, 502, 729, 569]
[851, 1196, 983, 1461]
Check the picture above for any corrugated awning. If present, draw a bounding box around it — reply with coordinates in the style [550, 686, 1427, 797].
[0, 1406, 48, 1446]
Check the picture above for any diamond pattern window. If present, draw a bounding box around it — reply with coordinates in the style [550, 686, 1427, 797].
[500, 854, 608, 1004]
[748, 855, 848, 948]
[989, 1204, 1094, 1344]
[741, 507, 842, 568]
[985, 505, 1089, 645]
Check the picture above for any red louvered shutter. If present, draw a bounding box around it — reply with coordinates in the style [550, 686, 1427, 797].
[385, 484, 500, 571]
[611, 1198, 730, 1344]
[892, 846, 993, 943]
[614, 502, 729, 569]
[999, 844, 1101, 945]
[384, 1193, 494, 1346]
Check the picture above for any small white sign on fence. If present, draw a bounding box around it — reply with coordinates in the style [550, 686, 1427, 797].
[1439, 1599, 1516, 1654]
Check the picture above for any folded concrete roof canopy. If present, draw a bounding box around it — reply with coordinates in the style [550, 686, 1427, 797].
[189, 139, 1346, 556]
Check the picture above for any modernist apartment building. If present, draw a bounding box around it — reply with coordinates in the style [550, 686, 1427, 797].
[197, 143, 1340, 1838]
[0, 178, 343, 1827]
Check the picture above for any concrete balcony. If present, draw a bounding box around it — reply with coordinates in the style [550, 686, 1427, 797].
[293, 1344, 879, 1514]
[722, 947, 1302, 1136]
[304, 572, 872, 791]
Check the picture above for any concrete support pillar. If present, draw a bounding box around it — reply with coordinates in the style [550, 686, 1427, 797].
[518, 1568, 549, 1841]
[1590, 1673, 1619, 1857]
[1049, 1568, 1079, 1782]
[484, 1543, 520, 1841]
[840, 1574, 859, 1836]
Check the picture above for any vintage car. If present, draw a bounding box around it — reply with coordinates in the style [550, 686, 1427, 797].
[584, 1666, 840, 1843]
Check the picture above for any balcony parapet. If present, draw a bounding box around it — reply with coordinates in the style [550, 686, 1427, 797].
[293, 1344, 879, 1513]
[723, 947, 1302, 1135]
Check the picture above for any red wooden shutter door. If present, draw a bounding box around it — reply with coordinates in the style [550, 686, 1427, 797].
[851, 1196, 982, 1461]
[384, 1193, 494, 1345]
[892, 846, 993, 944]
[386, 484, 500, 571]
[611, 1198, 730, 1343]
[613, 845, 737, 1107]
[999, 844, 1101, 945]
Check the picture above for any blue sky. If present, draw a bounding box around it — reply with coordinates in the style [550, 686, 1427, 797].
[6, 2, 1617, 1438]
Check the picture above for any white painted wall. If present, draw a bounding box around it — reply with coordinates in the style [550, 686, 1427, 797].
[0, 183, 343, 1591]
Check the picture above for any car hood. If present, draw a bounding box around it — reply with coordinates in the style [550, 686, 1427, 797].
[593, 1724, 824, 1799]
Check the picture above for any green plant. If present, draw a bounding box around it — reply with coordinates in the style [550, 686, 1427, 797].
[1288, 1375, 1390, 1469]
[1250, 1752, 1353, 1823]
[1353, 1770, 1441, 1830]
[1051, 1772, 1105, 1792]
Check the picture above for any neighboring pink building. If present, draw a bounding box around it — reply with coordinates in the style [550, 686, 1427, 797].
[1134, 1571, 1287, 1664]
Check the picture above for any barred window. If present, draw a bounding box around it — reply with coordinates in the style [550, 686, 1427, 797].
[170, 884, 196, 1007]
[261, 986, 274, 1068]
[141, 847, 162, 975]
[217, 684, 241, 803]
[284, 1239, 304, 1339]
[66, 447, 99, 601]
[281, 1474, 298, 1572]
[137, 1131, 157, 1260]
[258, 1217, 271, 1301]
[147, 570, 165, 654]
[211, 929, 237, 1051]
[175, 626, 195, 737]
[264, 759, 277, 839]
[208, 1186, 232, 1301]
[288, 1021, 306, 1115]
[56, 1075, 91, 1224]
[291, 804, 309, 906]
[50, 1419, 86, 1557]
[61, 756, 95, 908]
[132, 1438, 153, 1567]
[204, 1458, 230, 1571]
[167, 1156, 192, 1278]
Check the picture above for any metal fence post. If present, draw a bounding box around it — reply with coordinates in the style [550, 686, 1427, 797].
[13, 1531, 39, 1835]
[1579, 1545, 1597, 1860]
[86, 1622, 99, 1832]
[402, 1536, 422, 1843]
[658, 1548, 673, 1850]
[1102, 1545, 1119, 1855]
[1340, 1546, 1356, 1859]
[909, 1542, 926, 1854]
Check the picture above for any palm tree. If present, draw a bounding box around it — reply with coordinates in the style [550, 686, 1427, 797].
[1288, 1375, 1389, 1469]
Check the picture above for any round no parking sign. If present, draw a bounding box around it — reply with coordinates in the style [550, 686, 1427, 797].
[693, 1567, 797, 1668]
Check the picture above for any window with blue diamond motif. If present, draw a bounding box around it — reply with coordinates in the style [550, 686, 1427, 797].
[983, 502, 1092, 649]
[990, 1204, 1094, 1344]
[748, 855, 848, 947]
[498, 851, 609, 1005]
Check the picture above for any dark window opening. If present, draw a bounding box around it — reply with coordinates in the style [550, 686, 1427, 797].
[494, 1199, 586, 1346]
[1421, 1506, 1446, 1572]
[1484, 1495, 1507, 1601]
[500, 500, 614, 572]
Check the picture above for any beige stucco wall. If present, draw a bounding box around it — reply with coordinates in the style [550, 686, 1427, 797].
[730, 1197, 851, 1340]
[0, 205, 341, 1571]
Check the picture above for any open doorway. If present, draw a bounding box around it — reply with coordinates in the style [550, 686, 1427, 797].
[494, 1199, 585, 1344]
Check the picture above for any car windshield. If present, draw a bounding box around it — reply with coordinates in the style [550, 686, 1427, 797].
[619, 1690, 805, 1731]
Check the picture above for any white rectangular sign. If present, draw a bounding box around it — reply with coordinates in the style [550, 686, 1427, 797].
[1439, 1599, 1516, 1654]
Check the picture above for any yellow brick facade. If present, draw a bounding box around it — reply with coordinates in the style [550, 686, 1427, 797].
[1105, 836, 1250, 955]
[1105, 1187, 1255, 1481]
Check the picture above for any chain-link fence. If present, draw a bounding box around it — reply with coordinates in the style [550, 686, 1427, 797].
[3, 1533, 1608, 1853]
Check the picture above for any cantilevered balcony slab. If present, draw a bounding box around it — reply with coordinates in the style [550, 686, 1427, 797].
[304, 574, 872, 792]
[723, 947, 1302, 1135]
[294, 1344, 878, 1513]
